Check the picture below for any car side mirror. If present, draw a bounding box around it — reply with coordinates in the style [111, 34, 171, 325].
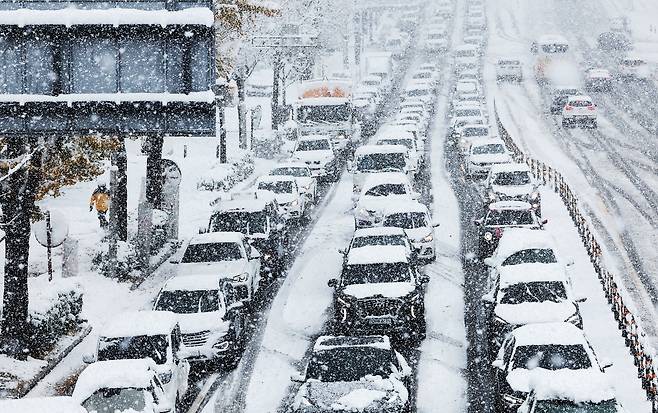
[575, 296, 587, 303]
[347, 161, 355, 172]
[83, 353, 96, 364]
[276, 222, 285, 231]
[169, 257, 180, 264]
[249, 247, 260, 260]
[541, 219, 549, 225]
[481, 291, 495, 304]
[338, 248, 346, 255]
[492, 359, 504, 370]
[328, 278, 339, 288]
[566, 259, 575, 267]
[474, 218, 483, 226]
[601, 360, 613, 371]
[419, 274, 430, 284]
[227, 302, 244, 312]
[411, 191, 421, 200]
[432, 221, 440, 228]
[291, 372, 305, 383]
[483, 257, 495, 267]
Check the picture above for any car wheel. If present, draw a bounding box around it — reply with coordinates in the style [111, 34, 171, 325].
[591, 120, 598, 129]
[561, 119, 569, 128]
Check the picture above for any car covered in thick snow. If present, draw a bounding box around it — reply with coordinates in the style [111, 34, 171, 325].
[170, 232, 261, 303]
[585, 68, 613, 92]
[404, 81, 434, 104]
[458, 124, 493, 154]
[549, 86, 581, 114]
[465, 138, 511, 177]
[153, 274, 248, 363]
[328, 245, 429, 339]
[290, 135, 340, 181]
[453, 44, 479, 71]
[342, 226, 417, 266]
[373, 134, 422, 175]
[74, 359, 174, 413]
[496, 59, 523, 82]
[485, 163, 541, 214]
[270, 162, 318, 204]
[351, 144, 412, 195]
[493, 323, 610, 412]
[618, 55, 650, 80]
[354, 172, 420, 228]
[381, 200, 439, 262]
[475, 201, 546, 257]
[561, 95, 597, 129]
[0, 397, 86, 413]
[257, 175, 307, 220]
[290, 335, 412, 413]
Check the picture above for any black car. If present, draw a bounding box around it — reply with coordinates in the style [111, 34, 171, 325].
[208, 191, 288, 277]
[327, 245, 428, 341]
[475, 201, 545, 258]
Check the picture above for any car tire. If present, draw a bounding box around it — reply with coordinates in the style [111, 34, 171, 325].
[591, 120, 598, 129]
[561, 119, 570, 128]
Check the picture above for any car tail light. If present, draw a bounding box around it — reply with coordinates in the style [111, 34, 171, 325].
[565, 105, 573, 111]
[494, 228, 503, 238]
[587, 105, 595, 110]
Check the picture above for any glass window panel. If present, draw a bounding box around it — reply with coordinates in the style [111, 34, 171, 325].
[119, 36, 165, 93]
[24, 38, 55, 94]
[71, 37, 117, 93]
[0, 36, 22, 94]
[191, 35, 211, 91]
[166, 38, 185, 93]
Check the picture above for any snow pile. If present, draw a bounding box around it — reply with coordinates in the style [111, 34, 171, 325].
[528, 369, 615, 403]
[0, 396, 86, 413]
[197, 154, 255, 192]
[330, 388, 388, 411]
[72, 359, 156, 402]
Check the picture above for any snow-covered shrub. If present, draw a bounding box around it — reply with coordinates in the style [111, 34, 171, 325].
[91, 241, 140, 282]
[253, 131, 283, 159]
[197, 154, 255, 191]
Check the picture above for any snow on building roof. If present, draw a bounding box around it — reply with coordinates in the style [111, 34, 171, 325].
[99, 310, 178, 338]
[494, 228, 557, 260]
[0, 91, 215, 105]
[73, 359, 157, 402]
[488, 200, 533, 210]
[0, 7, 214, 27]
[161, 274, 224, 292]
[0, 396, 86, 413]
[355, 144, 408, 156]
[382, 199, 429, 215]
[362, 172, 410, 189]
[498, 263, 568, 288]
[314, 335, 391, 352]
[189, 231, 245, 245]
[511, 322, 587, 346]
[529, 370, 615, 403]
[347, 245, 409, 265]
[353, 226, 406, 237]
[489, 162, 531, 174]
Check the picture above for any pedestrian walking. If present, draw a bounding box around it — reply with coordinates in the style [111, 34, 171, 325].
[89, 184, 110, 229]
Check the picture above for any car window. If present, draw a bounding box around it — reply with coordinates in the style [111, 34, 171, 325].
[155, 290, 221, 314]
[210, 211, 267, 235]
[306, 347, 394, 382]
[492, 171, 531, 186]
[82, 388, 147, 413]
[182, 242, 243, 262]
[351, 235, 406, 248]
[502, 249, 558, 265]
[258, 180, 294, 194]
[98, 334, 169, 365]
[463, 127, 489, 137]
[270, 167, 311, 177]
[500, 282, 568, 304]
[512, 344, 592, 370]
[454, 109, 481, 117]
[485, 209, 534, 226]
[569, 100, 592, 107]
[356, 153, 406, 172]
[472, 144, 506, 155]
[296, 140, 331, 151]
[383, 212, 429, 229]
[342, 262, 412, 284]
[534, 399, 618, 412]
[364, 183, 408, 197]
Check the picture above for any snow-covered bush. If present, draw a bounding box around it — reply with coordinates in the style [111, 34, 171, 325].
[91, 241, 140, 282]
[252, 131, 283, 159]
[197, 154, 255, 191]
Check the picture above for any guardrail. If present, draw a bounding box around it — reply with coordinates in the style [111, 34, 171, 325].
[493, 100, 658, 410]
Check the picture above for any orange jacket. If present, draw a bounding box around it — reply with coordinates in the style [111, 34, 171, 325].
[90, 192, 110, 213]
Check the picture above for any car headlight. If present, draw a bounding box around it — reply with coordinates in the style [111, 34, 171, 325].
[422, 233, 433, 242]
[213, 340, 230, 351]
[530, 191, 540, 200]
[487, 192, 497, 201]
[291, 199, 299, 207]
[232, 272, 249, 282]
[484, 232, 493, 241]
[158, 370, 173, 384]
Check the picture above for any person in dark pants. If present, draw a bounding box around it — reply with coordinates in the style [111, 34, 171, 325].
[89, 184, 110, 229]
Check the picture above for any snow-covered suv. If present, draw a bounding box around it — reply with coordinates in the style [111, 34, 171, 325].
[257, 175, 307, 220]
[561, 95, 597, 128]
[170, 232, 262, 304]
[270, 162, 318, 204]
[475, 201, 546, 257]
[354, 172, 419, 228]
[290, 335, 412, 413]
[327, 245, 429, 339]
[291, 135, 339, 182]
[496, 59, 523, 82]
[351, 144, 412, 195]
[381, 200, 439, 262]
[465, 138, 511, 178]
[518, 377, 627, 413]
[485, 163, 541, 214]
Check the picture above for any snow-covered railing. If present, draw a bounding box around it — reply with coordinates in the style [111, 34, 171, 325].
[493, 100, 658, 409]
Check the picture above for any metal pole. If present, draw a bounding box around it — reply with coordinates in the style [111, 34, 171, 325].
[108, 158, 118, 279]
[46, 210, 53, 282]
[219, 105, 227, 163]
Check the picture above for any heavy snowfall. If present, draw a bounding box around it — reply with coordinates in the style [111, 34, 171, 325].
[0, 0, 657, 412]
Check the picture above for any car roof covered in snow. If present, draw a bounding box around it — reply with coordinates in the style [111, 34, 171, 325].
[488, 200, 533, 210]
[362, 172, 411, 189]
[383, 199, 429, 215]
[498, 263, 569, 288]
[355, 144, 408, 156]
[375, 127, 416, 140]
[588, 68, 611, 77]
[161, 274, 226, 292]
[489, 163, 532, 174]
[0, 396, 86, 413]
[353, 226, 407, 237]
[529, 370, 616, 403]
[347, 245, 409, 265]
[511, 322, 587, 346]
[189, 231, 245, 245]
[297, 134, 332, 142]
[99, 310, 178, 338]
[314, 335, 391, 352]
[73, 359, 157, 402]
[454, 43, 479, 51]
[212, 191, 277, 213]
[567, 95, 593, 102]
[495, 228, 557, 259]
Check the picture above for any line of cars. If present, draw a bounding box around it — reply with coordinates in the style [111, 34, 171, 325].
[450, 6, 629, 412]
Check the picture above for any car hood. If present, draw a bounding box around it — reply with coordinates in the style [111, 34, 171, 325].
[176, 311, 230, 335]
[358, 195, 411, 212]
[176, 260, 248, 277]
[491, 184, 535, 197]
[343, 282, 416, 299]
[507, 367, 597, 394]
[295, 177, 314, 189]
[469, 153, 511, 164]
[292, 150, 334, 163]
[405, 227, 433, 242]
[270, 193, 295, 204]
[296, 376, 408, 412]
[495, 301, 578, 326]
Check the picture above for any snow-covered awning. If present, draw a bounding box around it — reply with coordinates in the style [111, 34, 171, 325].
[0, 7, 214, 27]
[0, 91, 215, 106]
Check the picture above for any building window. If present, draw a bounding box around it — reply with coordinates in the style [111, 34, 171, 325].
[119, 36, 165, 93]
[71, 37, 117, 93]
[0, 36, 22, 94]
[24, 37, 56, 94]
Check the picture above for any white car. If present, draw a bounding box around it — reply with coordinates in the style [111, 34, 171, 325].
[466, 138, 511, 177]
[585, 68, 612, 92]
[485, 163, 541, 212]
[374, 135, 422, 174]
[424, 29, 449, 51]
[87, 311, 190, 405]
[561, 95, 597, 128]
[493, 323, 610, 411]
[343, 226, 417, 264]
[351, 144, 412, 194]
[411, 69, 439, 87]
[404, 82, 434, 104]
[170, 232, 262, 303]
[354, 172, 419, 228]
[269, 162, 318, 204]
[454, 44, 479, 71]
[496, 59, 523, 82]
[381, 199, 439, 262]
[257, 175, 307, 219]
[618, 56, 650, 80]
[74, 359, 175, 413]
[466, 13, 486, 30]
[458, 124, 493, 154]
[0, 397, 85, 413]
[290, 135, 339, 181]
[154, 274, 249, 363]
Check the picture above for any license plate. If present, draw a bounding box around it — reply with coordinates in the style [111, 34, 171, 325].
[368, 317, 394, 325]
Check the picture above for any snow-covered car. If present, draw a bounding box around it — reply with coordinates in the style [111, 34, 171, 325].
[457, 68, 480, 82]
[270, 162, 318, 204]
[328, 245, 429, 338]
[411, 69, 439, 87]
[0, 397, 86, 413]
[354, 172, 420, 228]
[373, 135, 422, 174]
[454, 79, 480, 98]
[153, 274, 248, 363]
[482, 263, 585, 349]
[351, 144, 412, 194]
[207, 191, 287, 276]
[404, 82, 434, 104]
[618, 56, 650, 80]
[549, 86, 581, 114]
[475, 201, 546, 257]
[493, 322, 610, 412]
[290, 135, 340, 181]
[74, 359, 174, 413]
[465, 138, 511, 178]
[257, 175, 307, 220]
[385, 33, 406, 59]
[458, 124, 493, 154]
[454, 44, 479, 71]
[396, 111, 427, 132]
[170, 232, 262, 303]
[518, 374, 627, 413]
[290, 335, 412, 412]
[424, 29, 449, 51]
[86, 311, 190, 404]
[496, 59, 523, 82]
[485, 163, 541, 213]
[382, 200, 439, 262]
[399, 107, 428, 129]
[449, 117, 486, 141]
[342, 226, 417, 265]
[466, 13, 486, 30]
[463, 34, 485, 48]
[561, 95, 597, 128]
[585, 68, 612, 92]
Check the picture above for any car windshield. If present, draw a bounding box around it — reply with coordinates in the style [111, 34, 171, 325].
[364, 183, 407, 197]
[493, 171, 531, 186]
[428, 33, 445, 39]
[306, 347, 393, 382]
[298, 104, 351, 123]
[271, 167, 310, 177]
[455, 49, 476, 57]
[352, 234, 406, 248]
[342, 262, 412, 285]
[534, 399, 618, 413]
[569, 100, 592, 107]
[181, 242, 243, 262]
[512, 344, 591, 370]
[463, 127, 489, 137]
[378, 139, 414, 149]
[98, 334, 168, 365]
[473, 144, 505, 155]
[407, 89, 429, 97]
[356, 153, 405, 172]
[621, 59, 645, 67]
[155, 290, 220, 314]
[296, 140, 331, 151]
[502, 249, 558, 265]
[258, 181, 293, 194]
[486, 209, 534, 226]
[82, 388, 146, 413]
[383, 212, 428, 229]
[210, 211, 267, 235]
[414, 72, 432, 78]
[499, 60, 520, 65]
[541, 43, 569, 53]
[500, 281, 568, 304]
[455, 109, 481, 117]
